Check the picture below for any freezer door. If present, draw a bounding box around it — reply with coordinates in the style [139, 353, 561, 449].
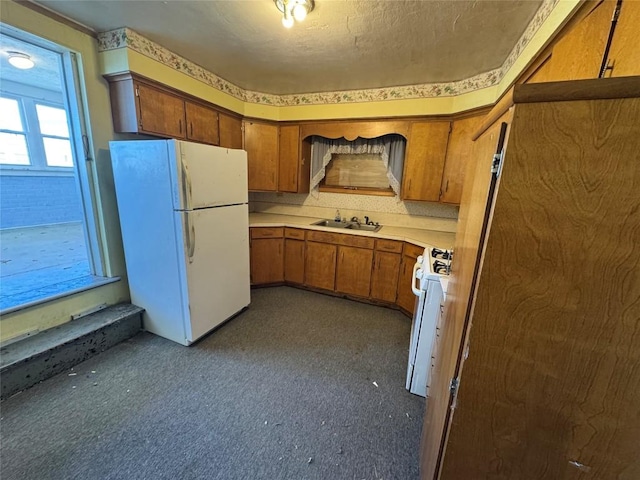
[170, 140, 248, 210]
[176, 203, 250, 343]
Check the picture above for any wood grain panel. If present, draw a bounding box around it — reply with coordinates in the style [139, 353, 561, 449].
[421, 113, 513, 480]
[219, 113, 243, 149]
[370, 251, 401, 302]
[336, 235, 374, 249]
[440, 97, 640, 479]
[402, 122, 451, 201]
[244, 121, 279, 191]
[335, 246, 373, 297]
[185, 101, 219, 145]
[250, 238, 283, 285]
[278, 125, 300, 193]
[284, 239, 305, 285]
[375, 239, 403, 254]
[284, 228, 305, 240]
[439, 114, 485, 204]
[306, 231, 341, 244]
[136, 82, 185, 138]
[542, 0, 613, 81]
[514, 76, 640, 104]
[250, 227, 283, 239]
[403, 243, 424, 259]
[304, 241, 337, 291]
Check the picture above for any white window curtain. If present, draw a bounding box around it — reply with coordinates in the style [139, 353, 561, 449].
[310, 135, 406, 196]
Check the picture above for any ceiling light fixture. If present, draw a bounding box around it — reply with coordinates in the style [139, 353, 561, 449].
[274, 0, 314, 28]
[7, 51, 35, 70]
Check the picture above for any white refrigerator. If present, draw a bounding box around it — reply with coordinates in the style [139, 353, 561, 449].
[109, 139, 250, 346]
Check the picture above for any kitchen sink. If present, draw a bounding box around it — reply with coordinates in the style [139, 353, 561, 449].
[345, 223, 382, 232]
[312, 219, 350, 228]
[311, 219, 382, 232]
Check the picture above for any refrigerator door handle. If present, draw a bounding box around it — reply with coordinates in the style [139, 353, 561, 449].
[180, 160, 193, 211]
[184, 213, 196, 262]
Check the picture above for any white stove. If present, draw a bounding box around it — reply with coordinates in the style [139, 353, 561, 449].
[406, 246, 453, 397]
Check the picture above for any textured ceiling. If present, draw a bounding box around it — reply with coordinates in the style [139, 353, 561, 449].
[34, 0, 543, 95]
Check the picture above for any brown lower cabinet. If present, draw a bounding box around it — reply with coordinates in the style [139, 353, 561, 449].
[250, 228, 284, 285]
[304, 241, 337, 290]
[250, 226, 428, 316]
[284, 228, 305, 284]
[335, 246, 374, 297]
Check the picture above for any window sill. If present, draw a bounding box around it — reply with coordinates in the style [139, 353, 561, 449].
[319, 186, 396, 197]
[0, 276, 121, 316]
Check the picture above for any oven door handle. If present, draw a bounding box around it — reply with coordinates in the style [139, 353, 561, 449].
[411, 260, 423, 297]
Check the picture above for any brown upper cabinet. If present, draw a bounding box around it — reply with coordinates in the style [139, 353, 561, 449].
[402, 121, 451, 202]
[135, 82, 186, 139]
[244, 121, 279, 191]
[184, 100, 219, 145]
[278, 125, 302, 193]
[105, 72, 240, 147]
[244, 121, 310, 194]
[439, 115, 485, 205]
[219, 113, 243, 149]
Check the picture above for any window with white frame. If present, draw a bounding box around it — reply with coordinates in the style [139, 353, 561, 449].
[0, 95, 73, 169]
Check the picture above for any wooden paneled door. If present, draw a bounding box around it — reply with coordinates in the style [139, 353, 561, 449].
[185, 101, 219, 145]
[402, 121, 451, 201]
[136, 82, 185, 138]
[335, 246, 373, 298]
[244, 121, 279, 191]
[250, 238, 283, 285]
[219, 113, 243, 149]
[278, 125, 300, 193]
[284, 239, 305, 284]
[370, 251, 401, 302]
[439, 115, 484, 205]
[304, 241, 336, 291]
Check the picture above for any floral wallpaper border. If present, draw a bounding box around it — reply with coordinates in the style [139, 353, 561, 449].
[97, 0, 558, 107]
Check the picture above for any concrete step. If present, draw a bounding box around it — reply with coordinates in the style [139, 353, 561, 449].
[0, 303, 143, 399]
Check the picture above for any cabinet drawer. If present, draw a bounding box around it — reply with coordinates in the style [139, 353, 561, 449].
[403, 243, 424, 258]
[306, 230, 341, 244]
[337, 234, 375, 249]
[251, 227, 284, 239]
[284, 228, 305, 240]
[375, 239, 403, 253]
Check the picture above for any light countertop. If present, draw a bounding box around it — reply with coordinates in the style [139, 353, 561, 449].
[249, 212, 456, 250]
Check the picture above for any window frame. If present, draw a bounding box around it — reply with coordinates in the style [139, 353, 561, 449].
[0, 93, 74, 172]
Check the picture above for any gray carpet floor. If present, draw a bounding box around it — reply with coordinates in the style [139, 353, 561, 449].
[0, 287, 424, 480]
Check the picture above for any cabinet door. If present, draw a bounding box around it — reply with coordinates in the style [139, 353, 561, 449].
[335, 246, 373, 298]
[219, 113, 243, 149]
[185, 101, 219, 145]
[250, 238, 283, 285]
[402, 122, 451, 201]
[284, 238, 305, 284]
[397, 254, 419, 314]
[136, 82, 186, 138]
[440, 115, 484, 205]
[370, 251, 401, 302]
[278, 125, 300, 193]
[305, 241, 336, 291]
[244, 121, 279, 191]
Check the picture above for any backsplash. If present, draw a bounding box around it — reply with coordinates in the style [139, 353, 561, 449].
[250, 192, 458, 233]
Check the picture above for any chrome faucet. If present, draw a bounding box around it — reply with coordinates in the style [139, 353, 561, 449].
[350, 216, 361, 226]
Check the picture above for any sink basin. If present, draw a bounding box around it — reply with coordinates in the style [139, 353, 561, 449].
[311, 219, 382, 232]
[312, 219, 350, 229]
[345, 223, 382, 232]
